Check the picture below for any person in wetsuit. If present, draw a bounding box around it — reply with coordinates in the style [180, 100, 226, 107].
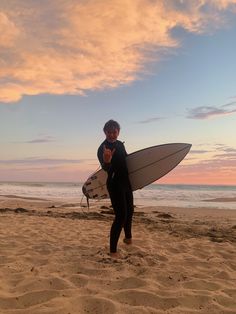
[97, 120, 134, 258]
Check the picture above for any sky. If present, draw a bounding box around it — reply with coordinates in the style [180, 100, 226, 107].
[0, 0, 236, 185]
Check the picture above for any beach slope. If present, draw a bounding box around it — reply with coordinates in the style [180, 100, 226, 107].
[0, 196, 236, 313]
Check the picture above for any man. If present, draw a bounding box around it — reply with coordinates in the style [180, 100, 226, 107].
[97, 120, 134, 258]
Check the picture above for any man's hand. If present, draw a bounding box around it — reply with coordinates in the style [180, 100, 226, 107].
[103, 145, 115, 163]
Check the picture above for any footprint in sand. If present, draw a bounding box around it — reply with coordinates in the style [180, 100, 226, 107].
[14, 276, 73, 294]
[110, 276, 147, 290]
[178, 294, 212, 310]
[0, 290, 60, 310]
[113, 289, 179, 310]
[213, 294, 236, 309]
[182, 279, 221, 291]
[71, 296, 116, 314]
[68, 274, 89, 288]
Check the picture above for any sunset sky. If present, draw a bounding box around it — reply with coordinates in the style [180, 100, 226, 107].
[0, 0, 236, 185]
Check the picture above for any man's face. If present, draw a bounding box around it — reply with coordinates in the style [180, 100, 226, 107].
[105, 128, 119, 143]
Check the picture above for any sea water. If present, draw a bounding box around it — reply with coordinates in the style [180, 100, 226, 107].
[0, 181, 235, 210]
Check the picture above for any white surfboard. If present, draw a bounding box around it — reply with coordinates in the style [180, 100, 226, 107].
[82, 143, 191, 199]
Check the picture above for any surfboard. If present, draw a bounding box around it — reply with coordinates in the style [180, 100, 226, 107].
[82, 143, 191, 199]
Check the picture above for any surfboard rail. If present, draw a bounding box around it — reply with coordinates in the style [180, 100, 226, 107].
[82, 143, 192, 199]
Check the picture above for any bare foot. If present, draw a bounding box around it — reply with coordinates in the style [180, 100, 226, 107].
[110, 252, 121, 259]
[123, 238, 132, 245]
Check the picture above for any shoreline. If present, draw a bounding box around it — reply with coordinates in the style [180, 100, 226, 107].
[1, 192, 236, 208]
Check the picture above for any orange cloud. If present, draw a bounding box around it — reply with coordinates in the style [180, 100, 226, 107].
[0, 12, 19, 47]
[0, 0, 236, 103]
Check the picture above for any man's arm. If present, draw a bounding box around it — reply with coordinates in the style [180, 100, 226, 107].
[97, 144, 113, 172]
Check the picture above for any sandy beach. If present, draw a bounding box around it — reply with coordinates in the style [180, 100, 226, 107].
[0, 195, 236, 314]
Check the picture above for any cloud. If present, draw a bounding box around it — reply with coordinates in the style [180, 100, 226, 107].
[163, 142, 236, 184]
[191, 145, 236, 168]
[187, 102, 236, 119]
[222, 101, 236, 108]
[189, 149, 209, 154]
[0, 156, 98, 181]
[0, 158, 84, 165]
[213, 152, 236, 159]
[0, 0, 236, 103]
[162, 149, 236, 183]
[0, 12, 19, 47]
[223, 148, 236, 153]
[214, 144, 236, 153]
[137, 116, 165, 124]
[24, 136, 57, 144]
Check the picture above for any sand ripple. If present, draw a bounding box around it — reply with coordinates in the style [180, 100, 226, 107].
[0, 198, 236, 313]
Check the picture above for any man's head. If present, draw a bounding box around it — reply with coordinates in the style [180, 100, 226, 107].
[103, 119, 120, 143]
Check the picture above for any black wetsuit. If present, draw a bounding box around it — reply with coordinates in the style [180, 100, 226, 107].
[97, 139, 134, 253]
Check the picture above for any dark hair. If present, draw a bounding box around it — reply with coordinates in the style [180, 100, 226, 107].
[103, 120, 120, 132]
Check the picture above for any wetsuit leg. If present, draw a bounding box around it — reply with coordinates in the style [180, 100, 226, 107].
[123, 186, 134, 239]
[108, 185, 127, 253]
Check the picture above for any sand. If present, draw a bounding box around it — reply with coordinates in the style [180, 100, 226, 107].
[0, 195, 236, 314]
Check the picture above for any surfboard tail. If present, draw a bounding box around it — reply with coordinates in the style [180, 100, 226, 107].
[82, 185, 89, 198]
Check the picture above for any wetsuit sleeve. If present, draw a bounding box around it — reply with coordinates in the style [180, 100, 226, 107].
[97, 144, 111, 172]
[123, 143, 128, 156]
[111, 142, 129, 177]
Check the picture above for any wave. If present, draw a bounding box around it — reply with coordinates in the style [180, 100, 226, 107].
[0, 182, 235, 210]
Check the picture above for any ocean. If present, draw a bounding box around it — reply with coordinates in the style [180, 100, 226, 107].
[0, 181, 235, 210]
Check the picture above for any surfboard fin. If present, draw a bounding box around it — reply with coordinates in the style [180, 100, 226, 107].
[86, 196, 90, 209]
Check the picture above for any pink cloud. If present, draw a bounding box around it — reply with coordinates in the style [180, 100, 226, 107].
[0, 0, 236, 103]
[0, 12, 19, 47]
[160, 146, 236, 185]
